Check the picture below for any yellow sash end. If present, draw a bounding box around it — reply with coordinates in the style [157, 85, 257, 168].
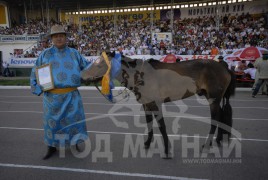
[48, 87, 77, 94]
[101, 52, 111, 95]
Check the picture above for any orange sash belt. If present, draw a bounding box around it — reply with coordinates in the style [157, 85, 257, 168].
[48, 87, 77, 94]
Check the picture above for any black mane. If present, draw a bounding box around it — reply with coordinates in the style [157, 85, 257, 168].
[147, 58, 160, 64]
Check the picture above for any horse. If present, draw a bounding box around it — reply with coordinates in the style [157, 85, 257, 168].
[81, 52, 236, 158]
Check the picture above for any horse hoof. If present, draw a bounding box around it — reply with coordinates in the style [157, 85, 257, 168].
[201, 145, 210, 153]
[216, 140, 222, 147]
[144, 138, 153, 149]
[144, 144, 150, 150]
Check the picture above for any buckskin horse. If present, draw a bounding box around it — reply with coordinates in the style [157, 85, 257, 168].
[81, 52, 236, 158]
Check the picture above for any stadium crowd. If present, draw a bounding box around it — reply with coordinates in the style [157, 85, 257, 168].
[1, 12, 267, 57]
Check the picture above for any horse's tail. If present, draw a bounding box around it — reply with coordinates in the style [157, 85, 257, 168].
[217, 70, 236, 144]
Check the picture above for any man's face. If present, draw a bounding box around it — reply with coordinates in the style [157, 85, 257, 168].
[51, 33, 66, 49]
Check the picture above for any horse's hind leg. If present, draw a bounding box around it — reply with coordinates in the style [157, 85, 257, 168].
[203, 99, 221, 150]
[216, 97, 226, 145]
[156, 115, 171, 159]
[217, 97, 233, 145]
[143, 104, 154, 149]
[216, 106, 224, 145]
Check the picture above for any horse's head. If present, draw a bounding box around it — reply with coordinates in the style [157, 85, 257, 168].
[81, 51, 115, 81]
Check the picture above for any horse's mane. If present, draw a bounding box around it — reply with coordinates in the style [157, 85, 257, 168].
[121, 57, 162, 69]
[120, 54, 218, 70]
[121, 56, 139, 68]
[147, 58, 161, 64]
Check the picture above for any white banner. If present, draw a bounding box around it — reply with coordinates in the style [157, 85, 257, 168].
[151, 32, 172, 43]
[128, 54, 218, 61]
[7, 55, 220, 68]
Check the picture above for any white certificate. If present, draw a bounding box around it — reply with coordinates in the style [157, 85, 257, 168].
[36, 64, 54, 91]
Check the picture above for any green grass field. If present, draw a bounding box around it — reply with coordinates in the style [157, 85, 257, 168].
[0, 79, 30, 86]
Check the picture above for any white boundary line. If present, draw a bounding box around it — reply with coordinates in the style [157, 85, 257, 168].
[1, 97, 268, 102]
[1, 100, 268, 109]
[0, 126, 268, 142]
[0, 86, 124, 90]
[0, 86, 252, 91]
[0, 110, 267, 121]
[0, 100, 268, 109]
[0, 163, 206, 180]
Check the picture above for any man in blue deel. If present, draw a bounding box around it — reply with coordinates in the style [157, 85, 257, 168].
[30, 25, 90, 160]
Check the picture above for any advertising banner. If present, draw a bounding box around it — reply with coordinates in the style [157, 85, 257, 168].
[7, 55, 219, 68]
[7, 56, 100, 68]
[152, 32, 172, 43]
[66, 10, 161, 24]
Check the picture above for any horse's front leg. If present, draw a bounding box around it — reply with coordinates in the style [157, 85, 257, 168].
[153, 103, 171, 159]
[143, 104, 154, 149]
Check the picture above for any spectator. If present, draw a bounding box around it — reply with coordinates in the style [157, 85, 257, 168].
[24, 51, 30, 58]
[41, 38, 50, 49]
[243, 63, 256, 79]
[187, 45, 195, 55]
[235, 60, 247, 72]
[201, 47, 210, 55]
[1, 13, 268, 57]
[2, 61, 11, 77]
[253, 58, 267, 93]
[159, 40, 165, 50]
[211, 45, 219, 55]
[252, 52, 268, 97]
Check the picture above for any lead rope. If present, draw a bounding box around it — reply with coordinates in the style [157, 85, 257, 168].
[94, 82, 130, 103]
